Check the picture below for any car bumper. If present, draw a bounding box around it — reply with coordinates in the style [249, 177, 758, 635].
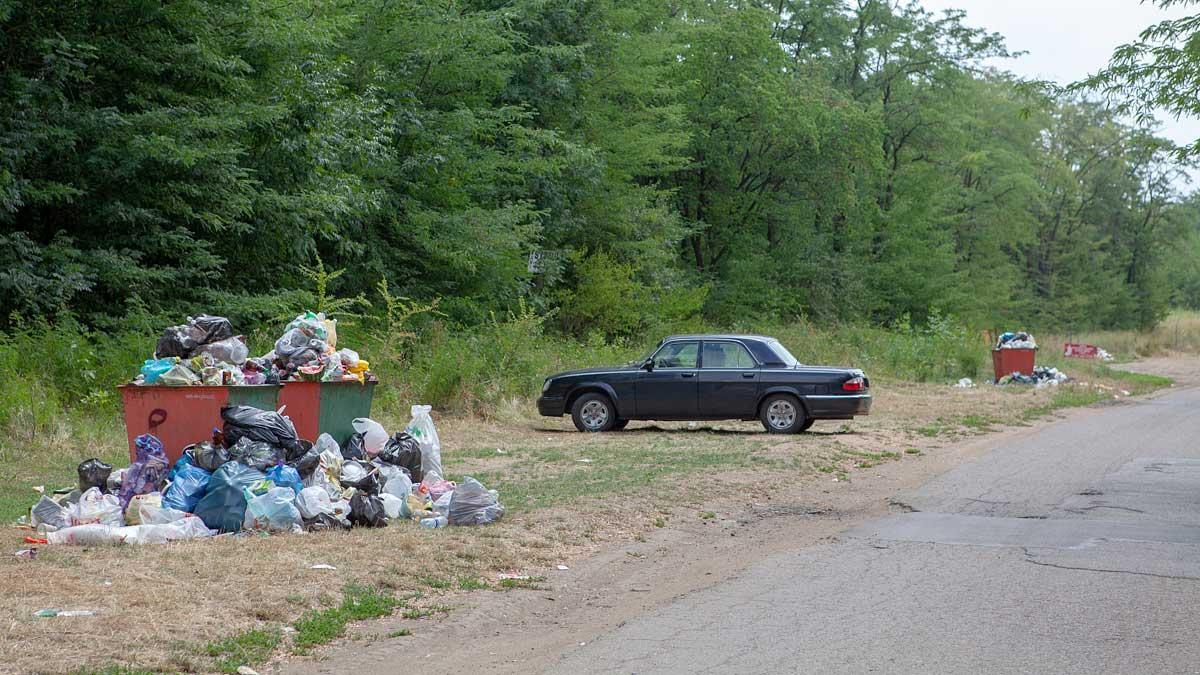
[805, 393, 872, 418]
[537, 395, 566, 417]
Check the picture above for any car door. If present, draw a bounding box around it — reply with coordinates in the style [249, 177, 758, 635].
[636, 340, 699, 419]
[698, 340, 759, 418]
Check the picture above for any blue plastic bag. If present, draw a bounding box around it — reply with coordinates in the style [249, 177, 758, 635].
[140, 358, 175, 384]
[167, 450, 195, 482]
[266, 464, 303, 498]
[193, 462, 266, 533]
[162, 464, 212, 513]
[243, 486, 302, 532]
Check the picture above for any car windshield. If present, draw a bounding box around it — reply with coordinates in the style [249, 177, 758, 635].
[769, 340, 800, 366]
[630, 342, 662, 366]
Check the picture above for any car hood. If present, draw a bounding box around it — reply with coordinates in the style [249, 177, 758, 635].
[548, 365, 640, 379]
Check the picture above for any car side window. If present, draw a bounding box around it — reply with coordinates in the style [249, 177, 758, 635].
[701, 342, 756, 369]
[653, 341, 699, 369]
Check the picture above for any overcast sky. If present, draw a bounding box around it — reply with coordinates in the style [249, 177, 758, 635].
[917, 0, 1200, 150]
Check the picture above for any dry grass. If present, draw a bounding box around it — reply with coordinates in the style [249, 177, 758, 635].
[1040, 310, 1200, 360]
[0, 363, 1173, 674]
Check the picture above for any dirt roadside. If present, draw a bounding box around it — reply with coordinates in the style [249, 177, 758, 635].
[279, 357, 1199, 675]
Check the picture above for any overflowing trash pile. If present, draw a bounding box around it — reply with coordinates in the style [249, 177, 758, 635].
[997, 366, 1070, 388]
[136, 312, 373, 386]
[22, 407, 504, 547]
[996, 331, 1037, 350]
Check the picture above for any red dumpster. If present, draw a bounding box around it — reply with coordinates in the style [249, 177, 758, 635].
[992, 348, 1036, 380]
[120, 385, 280, 464]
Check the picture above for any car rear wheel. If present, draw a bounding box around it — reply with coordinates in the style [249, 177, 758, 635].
[760, 394, 808, 434]
[572, 393, 617, 432]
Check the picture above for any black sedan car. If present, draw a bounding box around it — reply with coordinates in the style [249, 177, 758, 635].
[537, 334, 871, 433]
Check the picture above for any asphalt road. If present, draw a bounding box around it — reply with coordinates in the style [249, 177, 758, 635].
[550, 384, 1200, 674]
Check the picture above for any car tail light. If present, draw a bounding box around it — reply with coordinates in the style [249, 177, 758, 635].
[842, 376, 866, 392]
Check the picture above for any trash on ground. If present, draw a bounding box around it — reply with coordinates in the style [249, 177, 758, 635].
[310, 564, 337, 571]
[997, 366, 1070, 387]
[556, 565, 570, 571]
[996, 331, 1037, 350]
[1063, 343, 1115, 361]
[20, 311, 506, 547]
[497, 573, 531, 581]
[14, 548, 37, 560]
[34, 609, 97, 618]
[954, 378, 974, 388]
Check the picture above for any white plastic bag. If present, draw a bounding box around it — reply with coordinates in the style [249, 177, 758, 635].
[69, 488, 123, 527]
[381, 469, 413, 501]
[380, 493, 403, 519]
[352, 418, 388, 457]
[48, 524, 130, 545]
[406, 405, 443, 479]
[296, 486, 333, 520]
[138, 503, 188, 525]
[124, 492, 161, 526]
[304, 438, 344, 500]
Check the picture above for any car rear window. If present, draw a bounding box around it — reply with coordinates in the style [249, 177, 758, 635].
[768, 340, 799, 367]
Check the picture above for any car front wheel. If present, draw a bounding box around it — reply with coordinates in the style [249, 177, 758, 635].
[572, 393, 617, 432]
[760, 394, 808, 434]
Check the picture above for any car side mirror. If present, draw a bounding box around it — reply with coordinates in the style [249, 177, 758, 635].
[641, 359, 654, 372]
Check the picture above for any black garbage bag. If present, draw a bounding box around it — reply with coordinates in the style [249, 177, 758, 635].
[189, 441, 232, 473]
[155, 325, 194, 359]
[303, 513, 352, 532]
[286, 439, 320, 478]
[349, 492, 388, 528]
[77, 458, 114, 493]
[339, 460, 380, 494]
[228, 437, 285, 472]
[342, 433, 367, 461]
[376, 432, 423, 483]
[190, 314, 234, 346]
[221, 405, 301, 455]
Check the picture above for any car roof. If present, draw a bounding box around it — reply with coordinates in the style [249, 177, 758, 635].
[661, 334, 775, 343]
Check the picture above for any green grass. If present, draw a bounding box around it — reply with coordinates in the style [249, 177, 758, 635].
[457, 577, 488, 591]
[386, 629, 412, 638]
[205, 628, 281, 674]
[292, 585, 401, 652]
[498, 576, 547, 590]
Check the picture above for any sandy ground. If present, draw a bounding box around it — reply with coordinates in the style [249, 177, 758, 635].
[0, 361, 1173, 674]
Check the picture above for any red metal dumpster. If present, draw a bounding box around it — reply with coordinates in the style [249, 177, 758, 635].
[992, 348, 1036, 380]
[120, 385, 279, 464]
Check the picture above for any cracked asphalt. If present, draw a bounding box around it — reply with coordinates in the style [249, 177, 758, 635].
[549, 383, 1200, 674]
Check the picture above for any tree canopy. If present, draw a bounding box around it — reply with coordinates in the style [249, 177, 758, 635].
[1, 0, 1195, 333]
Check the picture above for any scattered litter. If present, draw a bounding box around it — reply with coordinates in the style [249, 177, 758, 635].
[556, 565, 570, 571]
[997, 366, 1069, 387]
[34, 609, 96, 618]
[495, 448, 506, 455]
[498, 573, 531, 581]
[1120, 390, 1131, 396]
[577, 458, 593, 463]
[954, 378, 974, 388]
[237, 667, 260, 675]
[14, 548, 37, 560]
[310, 564, 337, 570]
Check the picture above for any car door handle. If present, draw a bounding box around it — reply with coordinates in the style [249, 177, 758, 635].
[681, 372, 696, 378]
[742, 372, 756, 378]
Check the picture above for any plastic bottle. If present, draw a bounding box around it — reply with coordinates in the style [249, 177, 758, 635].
[419, 515, 448, 529]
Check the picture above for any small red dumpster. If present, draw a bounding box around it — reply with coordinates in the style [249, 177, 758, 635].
[992, 348, 1036, 380]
